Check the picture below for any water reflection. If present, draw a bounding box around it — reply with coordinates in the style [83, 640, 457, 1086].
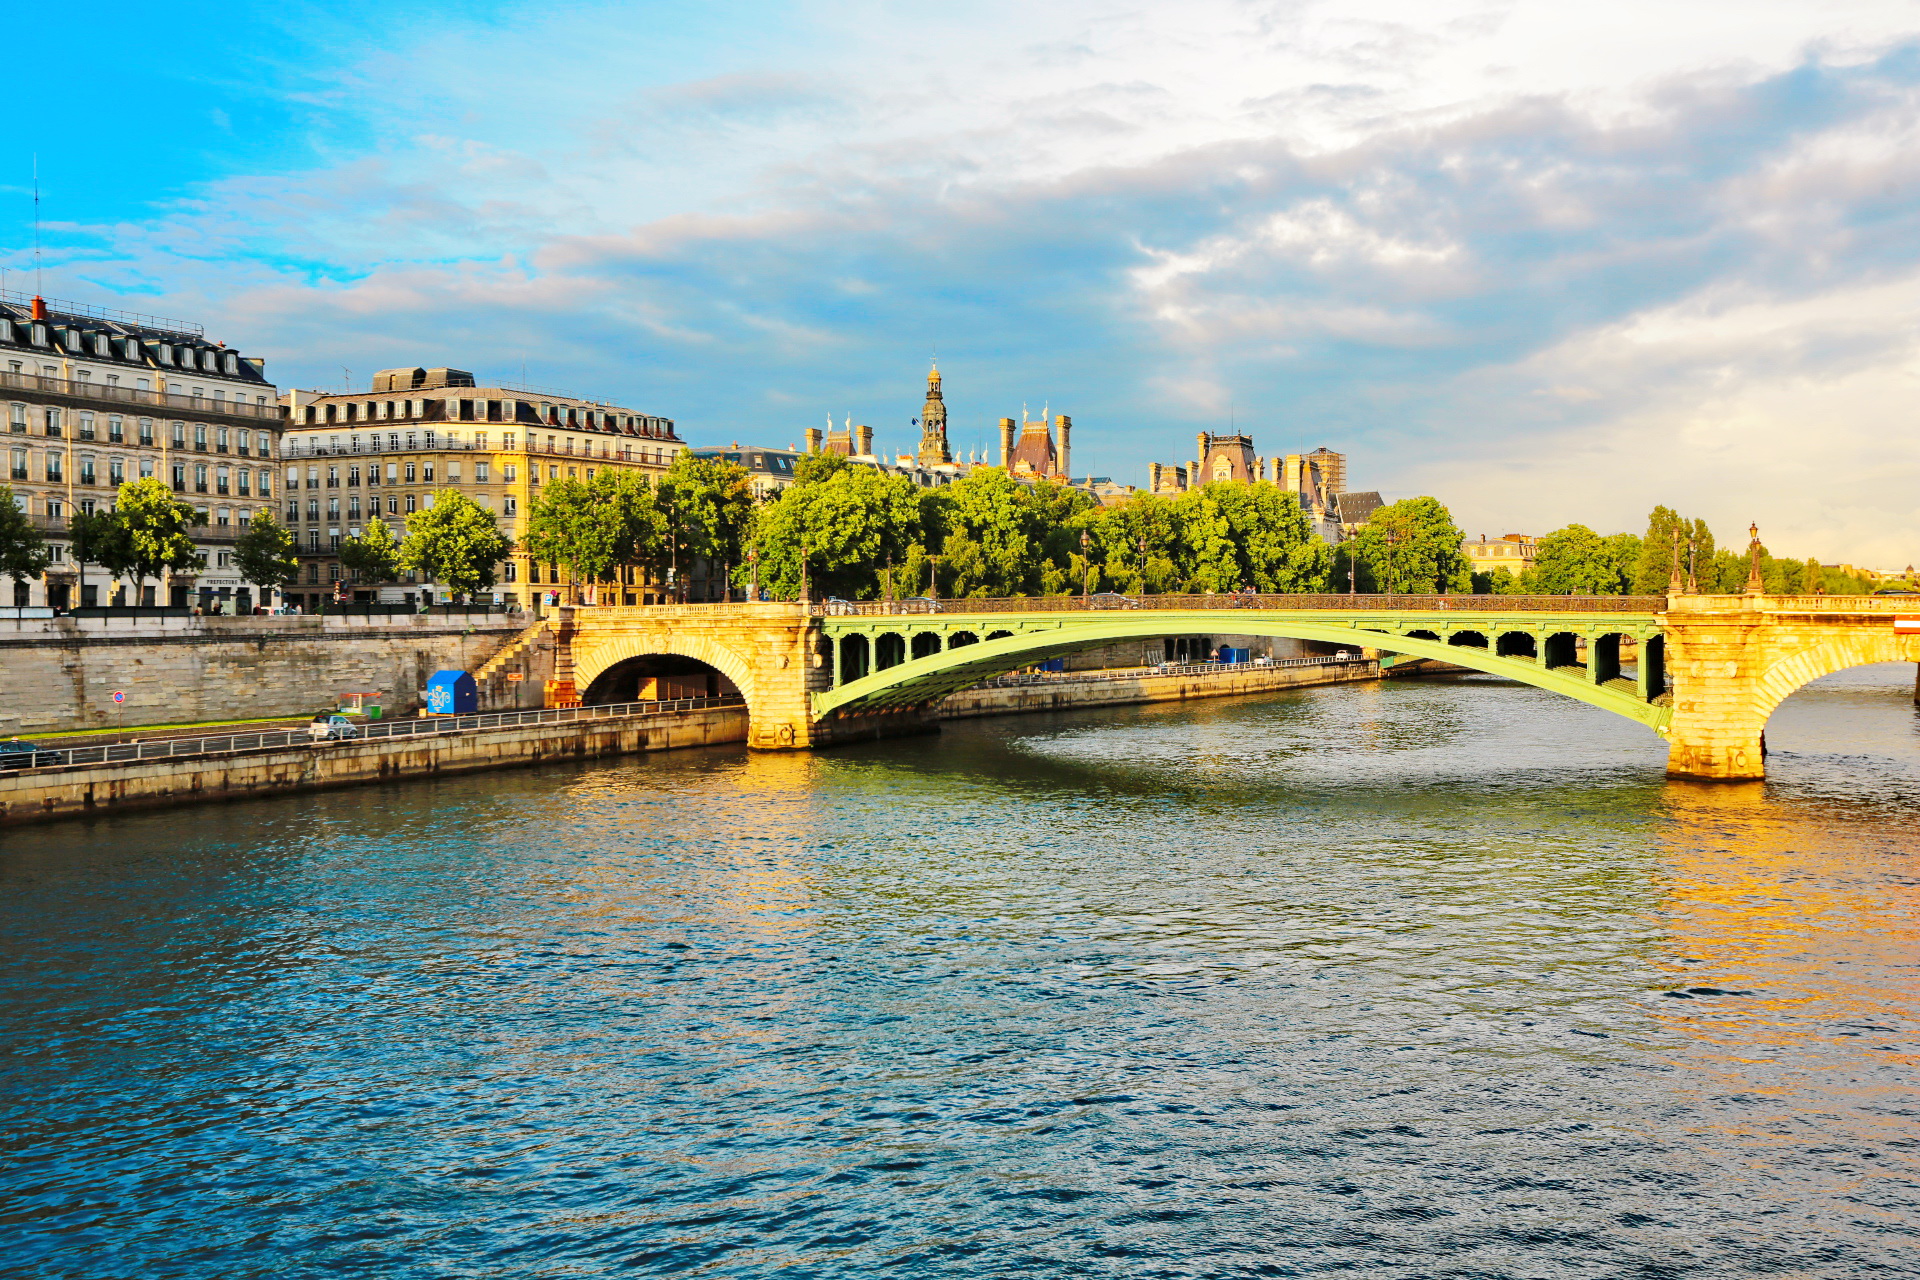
[0, 664, 1916, 1277]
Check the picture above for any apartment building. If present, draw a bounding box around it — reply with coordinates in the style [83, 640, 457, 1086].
[279, 366, 682, 608]
[0, 293, 283, 609]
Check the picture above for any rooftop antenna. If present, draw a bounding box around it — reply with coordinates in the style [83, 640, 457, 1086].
[32, 153, 42, 297]
[341, 366, 351, 390]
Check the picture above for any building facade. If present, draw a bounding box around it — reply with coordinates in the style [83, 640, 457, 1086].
[1001, 412, 1070, 480]
[1463, 533, 1539, 578]
[1146, 436, 1351, 541]
[916, 364, 951, 465]
[279, 366, 681, 609]
[0, 292, 283, 610]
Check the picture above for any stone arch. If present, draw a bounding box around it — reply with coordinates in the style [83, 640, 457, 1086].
[570, 630, 760, 712]
[1751, 635, 1920, 724]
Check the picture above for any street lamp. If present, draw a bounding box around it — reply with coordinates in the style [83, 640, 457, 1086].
[799, 544, 812, 604]
[747, 547, 759, 603]
[1080, 529, 1091, 605]
[927, 554, 942, 601]
[1137, 534, 1148, 596]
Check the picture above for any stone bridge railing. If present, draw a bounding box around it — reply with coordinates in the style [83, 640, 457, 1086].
[811, 593, 1669, 616]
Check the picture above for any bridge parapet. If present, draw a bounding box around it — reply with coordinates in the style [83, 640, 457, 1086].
[814, 592, 1668, 616]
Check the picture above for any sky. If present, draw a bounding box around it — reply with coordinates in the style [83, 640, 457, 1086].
[8, 0, 1920, 564]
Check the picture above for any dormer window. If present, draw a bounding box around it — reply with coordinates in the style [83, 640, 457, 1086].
[62, 330, 80, 352]
[30, 324, 47, 346]
[124, 338, 142, 361]
[222, 353, 237, 375]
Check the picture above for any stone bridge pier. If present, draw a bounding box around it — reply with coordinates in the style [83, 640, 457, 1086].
[562, 604, 934, 750]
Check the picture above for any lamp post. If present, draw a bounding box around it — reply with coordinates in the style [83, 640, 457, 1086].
[748, 547, 759, 603]
[927, 555, 941, 602]
[799, 544, 811, 605]
[1080, 529, 1091, 605]
[1686, 538, 1698, 595]
[884, 553, 895, 607]
[1137, 534, 1148, 596]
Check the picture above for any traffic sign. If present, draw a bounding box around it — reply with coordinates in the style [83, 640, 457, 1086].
[1896, 616, 1920, 634]
[111, 690, 126, 704]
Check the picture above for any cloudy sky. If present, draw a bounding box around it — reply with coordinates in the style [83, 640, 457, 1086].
[10, 0, 1920, 562]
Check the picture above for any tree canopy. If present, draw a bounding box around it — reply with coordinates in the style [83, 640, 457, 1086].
[400, 490, 513, 599]
[0, 486, 50, 587]
[1348, 497, 1469, 594]
[116, 478, 205, 593]
[339, 516, 403, 586]
[234, 511, 301, 598]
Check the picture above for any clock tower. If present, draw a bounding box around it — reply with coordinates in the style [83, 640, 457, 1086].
[917, 363, 952, 465]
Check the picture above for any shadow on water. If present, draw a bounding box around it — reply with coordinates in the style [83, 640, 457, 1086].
[0, 664, 1915, 1277]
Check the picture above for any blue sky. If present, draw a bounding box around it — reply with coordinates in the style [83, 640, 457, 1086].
[9, 0, 1920, 562]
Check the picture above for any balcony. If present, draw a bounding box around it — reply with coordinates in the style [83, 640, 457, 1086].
[0, 369, 284, 422]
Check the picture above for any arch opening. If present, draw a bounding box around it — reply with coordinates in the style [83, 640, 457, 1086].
[1544, 632, 1580, 670]
[839, 634, 870, 684]
[1496, 631, 1537, 659]
[875, 633, 906, 670]
[948, 631, 979, 649]
[582, 653, 740, 705]
[1447, 630, 1489, 649]
[911, 631, 943, 660]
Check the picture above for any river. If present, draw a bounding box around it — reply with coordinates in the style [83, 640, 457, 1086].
[2, 666, 1916, 1277]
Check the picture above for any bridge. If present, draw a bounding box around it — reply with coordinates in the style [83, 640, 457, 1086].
[555, 593, 1919, 780]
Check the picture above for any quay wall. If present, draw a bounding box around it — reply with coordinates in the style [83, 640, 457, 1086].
[0, 704, 749, 825]
[938, 660, 1379, 719]
[0, 614, 534, 736]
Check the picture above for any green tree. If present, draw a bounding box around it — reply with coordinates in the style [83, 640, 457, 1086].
[522, 472, 659, 603]
[0, 485, 50, 595]
[1173, 483, 1331, 593]
[116, 478, 205, 602]
[1084, 493, 1181, 594]
[659, 453, 754, 600]
[338, 516, 403, 587]
[69, 508, 130, 607]
[746, 463, 923, 599]
[1523, 524, 1632, 595]
[233, 510, 300, 607]
[1348, 497, 1469, 594]
[1633, 506, 1715, 594]
[400, 490, 514, 600]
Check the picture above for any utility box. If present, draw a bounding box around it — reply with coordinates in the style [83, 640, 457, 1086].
[426, 670, 478, 715]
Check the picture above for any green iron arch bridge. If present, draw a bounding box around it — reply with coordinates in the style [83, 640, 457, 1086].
[810, 593, 1673, 730]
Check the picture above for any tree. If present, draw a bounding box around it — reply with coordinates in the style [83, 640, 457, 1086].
[338, 516, 403, 587]
[746, 462, 925, 599]
[400, 490, 514, 600]
[521, 472, 659, 603]
[1633, 506, 1715, 594]
[1174, 483, 1331, 593]
[1523, 524, 1632, 595]
[0, 485, 50, 596]
[116, 478, 205, 602]
[658, 453, 753, 600]
[234, 511, 301, 606]
[69, 508, 129, 607]
[1348, 497, 1469, 594]
[1084, 493, 1181, 594]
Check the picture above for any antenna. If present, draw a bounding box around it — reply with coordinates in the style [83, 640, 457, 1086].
[32, 154, 41, 296]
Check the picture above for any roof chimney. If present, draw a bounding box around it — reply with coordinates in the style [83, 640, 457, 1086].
[30, 296, 47, 321]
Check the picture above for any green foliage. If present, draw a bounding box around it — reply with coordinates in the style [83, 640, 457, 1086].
[115, 478, 206, 591]
[400, 490, 513, 599]
[1348, 497, 1470, 594]
[660, 452, 754, 576]
[1634, 506, 1715, 593]
[337, 515, 401, 585]
[522, 472, 660, 599]
[233, 510, 300, 594]
[1521, 524, 1634, 595]
[0, 485, 50, 586]
[746, 462, 924, 599]
[69, 508, 133, 598]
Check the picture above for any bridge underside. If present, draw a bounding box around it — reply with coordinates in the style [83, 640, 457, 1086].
[812, 610, 1671, 730]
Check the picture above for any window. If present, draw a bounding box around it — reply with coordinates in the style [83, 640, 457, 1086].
[503, 433, 516, 449]
[80, 456, 96, 485]
[446, 461, 460, 482]
[504, 560, 517, 582]
[405, 494, 416, 513]
[9, 448, 25, 480]
[385, 463, 397, 482]
[172, 422, 186, 448]
[287, 501, 299, 521]
[45, 500, 62, 520]
[307, 498, 320, 520]
[194, 424, 208, 450]
[326, 466, 339, 488]
[329, 560, 341, 577]
[217, 426, 230, 452]
[386, 495, 398, 514]
[348, 496, 361, 519]
[78, 412, 95, 440]
[308, 531, 321, 551]
[423, 493, 435, 509]
[44, 407, 62, 437]
[45, 450, 63, 482]
[257, 432, 271, 457]
[474, 461, 490, 482]
[217, 508, 231, 527]
[110, 457, 125, 485]
[238, 469, 251, 496]
[422, 462, 435, 482]
[327, 497, 339, 519]
[549, 465, 558, 480]
[307, 466, 319, 489]
[107, 416, 123, 443]
[474, 432, 488, 449]
[503, 495, 517, 515]
[140, 458, 154, 480]
[171, 462, 186, 492]
[501, 463, 515, 482]
[258, 469, 270, 497]
[348, 465, 360, 487]
[404, 462, 416, 482]
[194, 463, 208, 493]
[216, 467, 230, 495]
[8, 404, 24, 433]
[139, 418, 154, 446]
[476, 493, 492, 511]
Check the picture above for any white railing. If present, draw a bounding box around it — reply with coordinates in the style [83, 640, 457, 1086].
[1, 695, 746, 772]
[968, 654, 1368, 688]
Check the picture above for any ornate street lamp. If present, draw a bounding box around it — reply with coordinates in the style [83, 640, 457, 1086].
[1080, 529, 1091, 605]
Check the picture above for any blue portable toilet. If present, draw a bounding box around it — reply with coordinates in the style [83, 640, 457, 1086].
[426, 669, 478, 715]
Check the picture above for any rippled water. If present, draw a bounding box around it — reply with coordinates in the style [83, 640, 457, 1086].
[3, 666, 1917, 1278]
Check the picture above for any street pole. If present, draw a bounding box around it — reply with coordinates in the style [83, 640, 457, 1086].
[927, 555, 941, 602]
[1137, 534, 1147, 596]
[1080, 529, 1090, 605]
[748, 547, 759, 603]
[799, 544, 811, 605]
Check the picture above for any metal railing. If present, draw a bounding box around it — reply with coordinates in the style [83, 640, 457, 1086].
[0, 370, 282, 421]
[970, 654, 1368, 688]
[1, 695, 746, 773]
[281, 437, 679, 460]
[815, 593, 1669, 617]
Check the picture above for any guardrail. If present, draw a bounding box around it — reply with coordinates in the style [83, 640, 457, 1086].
[815, 593, 1669, 617]
[0, 695, 746, 772]
[970, 654, 1369, 688]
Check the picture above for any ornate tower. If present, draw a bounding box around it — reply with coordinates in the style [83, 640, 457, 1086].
[917, 364, 951, 465]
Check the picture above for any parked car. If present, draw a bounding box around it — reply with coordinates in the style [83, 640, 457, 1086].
[899, 597, 944, 614]
[822, 597, 856, 615]
[308, 713, 362, 742]
[0, 739, 53, 769]
[1088, 593, 1139, 609]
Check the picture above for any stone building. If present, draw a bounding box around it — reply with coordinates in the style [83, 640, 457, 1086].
[1001, 411, 1071, 480]
[279, 366, 682, 609]
[0, 292, 284, 610]
[1463, 533, 1539, 579]
[1146, 435, 1351, 542]
[916, 364, 951, 465]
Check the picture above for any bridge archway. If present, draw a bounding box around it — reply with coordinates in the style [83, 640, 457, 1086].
[813, 615, 1669, 729]
[571, 630, 759, 713]
[1752, 637, 1920, 727]
[582, 653, 741, 704]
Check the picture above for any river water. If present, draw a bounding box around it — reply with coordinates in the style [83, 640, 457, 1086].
[2, 666, 1917, 1278]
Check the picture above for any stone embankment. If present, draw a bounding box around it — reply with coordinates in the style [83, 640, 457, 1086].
[0, 612, 543, 736]
[940, 657, 1378, 718]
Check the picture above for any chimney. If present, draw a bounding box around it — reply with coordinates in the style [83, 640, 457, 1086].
[805, 426, 822, 453]
[998, 417, 1016, 465]
[1055, 415, 1071, 480]
[1148, 462, 1164, 492]
[855, 423, 873, 457]
[30, 296, 47, 321]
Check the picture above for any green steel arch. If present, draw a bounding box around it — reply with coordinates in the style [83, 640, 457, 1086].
[812, 609, 1672, 731]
